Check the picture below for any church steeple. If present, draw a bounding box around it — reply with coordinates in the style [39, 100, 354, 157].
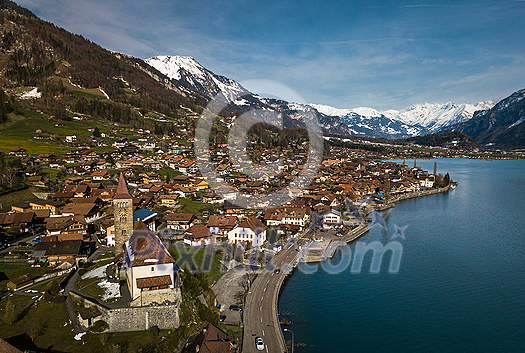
[114, 173, 132, 199]
[113, 173, 133, 257]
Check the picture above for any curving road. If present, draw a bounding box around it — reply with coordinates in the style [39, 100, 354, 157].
[243, 231, 311, 353]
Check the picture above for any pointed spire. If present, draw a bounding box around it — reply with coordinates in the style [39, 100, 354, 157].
[114, 173, 132, 199]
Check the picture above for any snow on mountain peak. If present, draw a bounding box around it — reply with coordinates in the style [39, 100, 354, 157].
[309, 104, 382, 119]
[146, 55, 206, 81]
[146, 55, 246, 103]
[311, 100, 495, 137]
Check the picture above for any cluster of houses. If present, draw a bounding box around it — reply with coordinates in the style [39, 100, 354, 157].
[1, 139, 443, 267]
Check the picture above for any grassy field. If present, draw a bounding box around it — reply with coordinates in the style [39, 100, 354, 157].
[0, 261, 49, 288]
[176, 198, 217, 215]
[75, 260, 113, 300]
[0, 187, 37, 212]
[0, 293, 166, 353]
[168, 246, 225, 285]
[0, 107, 116, 156]
[54, 76, 107, 99]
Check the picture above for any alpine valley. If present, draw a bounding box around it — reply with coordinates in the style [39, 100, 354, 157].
[0, 0, 524, 150]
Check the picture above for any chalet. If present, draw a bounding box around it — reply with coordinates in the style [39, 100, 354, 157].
[91, 170, 110, 180]
[27, 176, 49, 187]
[174, 186, 198, 198]
[167, 156, 183, 169]
[172, 175, 191, 187]
[191, 178, 209, 190]
[201, 191, 223, 204]
[181, 323, 232, 353]
[45, 215, 87, 235]
[141, 141, 156, 150]
[178, 160, 198, 175]
[215, 164, 230, 175]
[124, 144, 141, 155]
[9, 147, 27, 157]
[159, 194, 179, 207]
[115, 160, 133, 169]
[184, 224, 215, 246]
[0, 212, 35, 232]
[35, 153, 56, 164]
[64, 184, 90, 197]
[166, 213, 195, 232]
[65, 176, 84, 184]
[206, 215, 237, 236]
[215, 185, 237, 201]
[61, 203, 101, 223]
[264, 206, 310, 229]
[223, 201, 245, 218]
[113, 139, 128, 148]
[416, 174, 435, 188]
[227, 217, 267, 247]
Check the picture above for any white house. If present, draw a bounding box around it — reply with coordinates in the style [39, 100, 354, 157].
[123, 224, 180, 306]
[106, 225, 115, 246]
[417, 174, 435, 188]
[264, 207, 310, 229]
[322, 209, 342, 229]
[227, 217, 267, 247]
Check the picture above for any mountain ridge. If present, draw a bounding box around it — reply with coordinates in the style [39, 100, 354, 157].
[311, 100, 495, 139]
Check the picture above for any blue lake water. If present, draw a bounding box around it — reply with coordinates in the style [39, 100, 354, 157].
[278, 158, 525, 352]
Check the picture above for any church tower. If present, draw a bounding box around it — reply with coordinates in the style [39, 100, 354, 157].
[113, 173, 133, 257]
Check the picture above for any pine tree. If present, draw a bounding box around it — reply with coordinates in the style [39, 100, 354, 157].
[443, 173, 450, 186]
[93, 126, 101, 138]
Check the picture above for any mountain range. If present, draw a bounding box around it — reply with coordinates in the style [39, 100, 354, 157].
[1, 0, 525, 150]
[310, 101, 495, 139]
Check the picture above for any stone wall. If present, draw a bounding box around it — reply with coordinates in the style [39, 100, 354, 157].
[102, 305, 180, 332]
[130, 287, 182, 307]
[69, 291, 180, 332]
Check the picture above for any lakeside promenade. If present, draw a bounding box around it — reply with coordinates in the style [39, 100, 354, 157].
[242, 184, 455, 352]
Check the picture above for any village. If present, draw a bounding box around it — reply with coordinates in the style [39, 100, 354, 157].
[0, 124, 451, 352]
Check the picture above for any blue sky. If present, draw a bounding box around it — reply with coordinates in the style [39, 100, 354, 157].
[16, 0, 525, 110]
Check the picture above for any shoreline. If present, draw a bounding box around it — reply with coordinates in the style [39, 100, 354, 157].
[263, 184, 456, 352]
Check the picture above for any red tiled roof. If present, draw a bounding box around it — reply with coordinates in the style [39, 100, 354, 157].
[136, 275, 172, 288]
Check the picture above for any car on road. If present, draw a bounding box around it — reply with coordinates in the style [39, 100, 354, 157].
[220, 315, 226, 322]
[274, 268, 280, 274]
[32, 236, 41, 242]
[229, 304, 243, 311]
[18, 241, 31, 247]
[255, 337, 264, 350]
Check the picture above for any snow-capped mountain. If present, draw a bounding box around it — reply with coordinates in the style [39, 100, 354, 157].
[146, 55, 249, 104]
[383, 101, 495, 133]
[311, 100, 494, 139]
[311, 103, 425, 139]
[441, 88, 525, 150]
[145, 55, 353, 136]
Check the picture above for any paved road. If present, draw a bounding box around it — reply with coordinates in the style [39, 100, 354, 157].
[243, 231, 311, 353]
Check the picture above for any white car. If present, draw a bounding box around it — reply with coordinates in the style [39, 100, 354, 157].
[255, 337, 264, 350]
